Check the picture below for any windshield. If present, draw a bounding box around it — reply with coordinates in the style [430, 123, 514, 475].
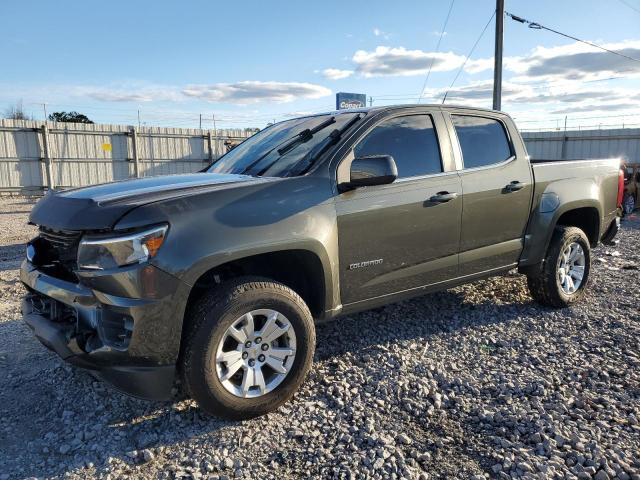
[208, 113, 360, 177]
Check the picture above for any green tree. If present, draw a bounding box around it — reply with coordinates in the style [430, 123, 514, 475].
[48, 111, 94, 124]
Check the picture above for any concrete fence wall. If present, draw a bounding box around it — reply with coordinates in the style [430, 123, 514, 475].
[3, 120, 640, 194]
[522, 128, 640, 163]
[0, 119, 255, 193]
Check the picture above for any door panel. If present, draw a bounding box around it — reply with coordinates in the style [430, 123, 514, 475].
[336, 174, 462, 305]
[449, 114, 533, 275]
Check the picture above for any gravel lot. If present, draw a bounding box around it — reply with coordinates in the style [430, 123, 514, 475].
[0, 196, 638, 480]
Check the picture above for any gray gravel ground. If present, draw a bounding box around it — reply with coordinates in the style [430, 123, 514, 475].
[0, 196, 638, 480]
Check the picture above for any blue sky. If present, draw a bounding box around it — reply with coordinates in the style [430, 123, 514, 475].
[2, 0, 640, 130]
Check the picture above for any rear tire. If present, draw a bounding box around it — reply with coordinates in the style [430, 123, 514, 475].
[181, 277, 315, 419]
[526, 226, 591, 308]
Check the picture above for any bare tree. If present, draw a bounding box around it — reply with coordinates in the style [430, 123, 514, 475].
[3, 100, 31, 120]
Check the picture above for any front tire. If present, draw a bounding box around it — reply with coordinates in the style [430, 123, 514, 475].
[181, 277, 315, 419]
[526, 226, 591, 308]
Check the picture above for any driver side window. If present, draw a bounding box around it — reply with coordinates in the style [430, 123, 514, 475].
[354, 115, 442, 179]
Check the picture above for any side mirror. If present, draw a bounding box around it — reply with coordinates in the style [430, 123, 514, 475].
[341, 155, 398, 191]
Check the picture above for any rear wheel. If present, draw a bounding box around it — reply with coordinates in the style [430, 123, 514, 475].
[181, 277, 315, 419]
[527, 226, 591, 308]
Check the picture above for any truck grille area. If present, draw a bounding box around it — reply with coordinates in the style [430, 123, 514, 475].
[31, 226, 83, 282]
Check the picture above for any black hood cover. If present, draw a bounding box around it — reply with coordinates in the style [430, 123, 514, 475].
[30, 173, 258, 230]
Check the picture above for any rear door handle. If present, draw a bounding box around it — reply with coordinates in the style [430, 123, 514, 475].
[505, 181, 525, 192]
[429, 192, 458, 203]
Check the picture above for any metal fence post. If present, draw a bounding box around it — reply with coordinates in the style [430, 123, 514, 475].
[213, 114, 218, 159]
[207, 130, 214, 163]
[560, 136, 568, 160]
[41, 123, 55, 190]
[131, 127, 140, 178]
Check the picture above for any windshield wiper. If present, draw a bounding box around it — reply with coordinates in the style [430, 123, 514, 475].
[276, 116, 336, 156]
[285, 114, 362, 177]
[240, 116, 336, 176]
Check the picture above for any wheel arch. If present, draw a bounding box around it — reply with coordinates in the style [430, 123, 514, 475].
[183, 248, 330, 321]
[555, 205, 600, 246]
[519, 199, 602, 273]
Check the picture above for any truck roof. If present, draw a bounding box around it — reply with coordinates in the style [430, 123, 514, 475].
[302, 103, 506, 119]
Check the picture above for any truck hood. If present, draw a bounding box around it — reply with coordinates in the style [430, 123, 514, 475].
[30, 173, 266, 230]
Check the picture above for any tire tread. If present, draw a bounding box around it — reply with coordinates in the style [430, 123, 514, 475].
[526, 226, 591, 308]
[180, 276, 315, 419]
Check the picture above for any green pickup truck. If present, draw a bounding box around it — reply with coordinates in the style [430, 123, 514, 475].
[21, 105, 623, 418]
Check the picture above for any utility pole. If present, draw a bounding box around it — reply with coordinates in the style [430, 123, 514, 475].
[199, 113, 202, 129]
[369, 96, 373, 107]
[137, 109, 141, 128]
[492, 0, 504, 111]
[42, 103, 48, 121]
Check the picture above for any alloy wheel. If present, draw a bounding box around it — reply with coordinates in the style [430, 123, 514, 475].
[557, 241, 586, 294]
[215, 309, 297, 398]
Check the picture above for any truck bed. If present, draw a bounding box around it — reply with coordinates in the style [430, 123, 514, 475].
[518, 157, 622, 268]
[531, 157, 621, 184]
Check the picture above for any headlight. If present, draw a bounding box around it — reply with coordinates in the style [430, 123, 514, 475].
[77, 225, 168, 270]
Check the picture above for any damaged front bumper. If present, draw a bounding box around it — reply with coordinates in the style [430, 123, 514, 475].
[20, 259, 189, 401]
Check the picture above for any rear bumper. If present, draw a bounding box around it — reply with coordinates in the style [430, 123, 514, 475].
[20, 260, 189, 401]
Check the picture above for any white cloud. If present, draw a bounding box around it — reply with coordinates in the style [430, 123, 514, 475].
[82, 87, 181, 103]
[373, 28, 390, 39]
[421, 79, 640, 116]
[352, 46, 466, 77]
[281, 111, 316, 118]
[330, 39, 640, 83]
[88, 91, 153, 102]
[464, 57, 494, 74]
[422, 80, 533, 105]
[503, 40, 640, 82]
[1, 80, 333, 107]
[321, 68, 354, 80]
[182, 81, 331, 104]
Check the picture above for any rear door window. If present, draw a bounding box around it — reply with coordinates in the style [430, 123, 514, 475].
[452, 115, 512, 169]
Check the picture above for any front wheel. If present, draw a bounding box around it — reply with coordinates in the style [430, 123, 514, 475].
[527, 226, 591, 308]
[181, 277, 315, 419]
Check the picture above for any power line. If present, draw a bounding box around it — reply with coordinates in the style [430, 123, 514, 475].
[417, 0, 455, 103]
[442, 10, 496, 104]
[616, 0, 640, 14]
[5, 100, 334, 126]
[11, 100, 332, 121]
[506, 11, 640, 64]
[515, 112, 640, 123]
[372, 71, 634, 102]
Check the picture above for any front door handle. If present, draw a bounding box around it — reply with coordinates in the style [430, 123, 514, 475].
[429, 192, 458, 203]
[505, 181, 525, 192]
